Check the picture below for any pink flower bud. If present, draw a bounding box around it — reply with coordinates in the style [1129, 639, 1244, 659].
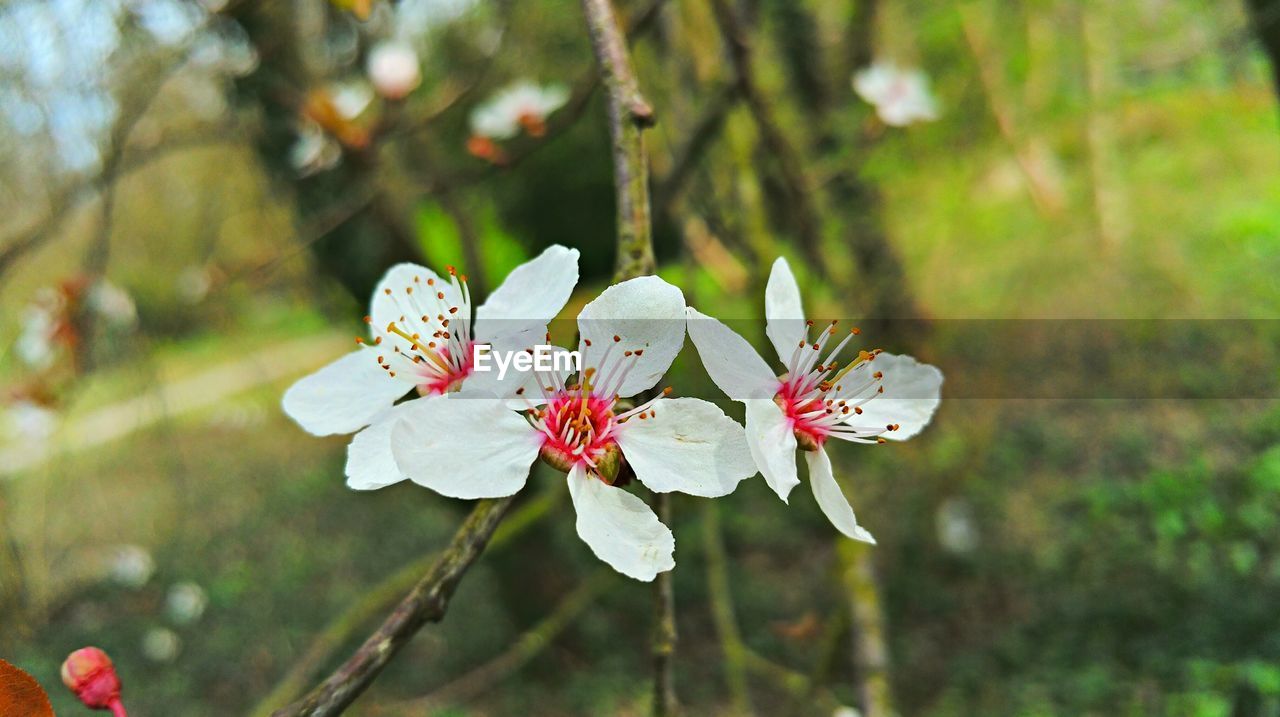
[366, 41, 421, 100]
[61, 648, 126, 715]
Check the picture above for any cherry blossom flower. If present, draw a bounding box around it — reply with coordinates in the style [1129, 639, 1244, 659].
[469, 80, 570, 141]
[685, 258, 942, 543]
[367, 40, 422, 100]
[388, 276, 757, 581]
[87, 279, 137, 328]
[4, 400, 57, 441]
[283, 245, 580, 491]
[852, 62, 939, 127]
[165, 581, 208, 624]
[105, 544, 155, 588]
[16, 290, 62, 369]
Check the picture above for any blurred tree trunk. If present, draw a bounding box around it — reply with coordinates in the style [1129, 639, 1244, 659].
[1246, 0, 1280, 104]
[227, 2, 423, 303]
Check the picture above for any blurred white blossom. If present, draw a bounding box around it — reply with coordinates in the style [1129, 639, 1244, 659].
[106, 544, 155, 588]
[4, 400, 58, 441]
[176, 265, 213, 304]
[936, 497, 979, 554]
[165, 581, 208, 625]
[469, 80, 569, 140]
[289, 121, 341, 176]
[853, 62, 939, 127]
[331, 81, 374, 120]
[142, 627, 181, 662]
[366, 41, 421, 100]
[16, 298, 59, 369]
[833, 707, 862, 717]
[88, 279, 137, 327]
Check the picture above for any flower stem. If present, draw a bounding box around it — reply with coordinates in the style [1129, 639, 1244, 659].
[651, 491, 677, 716]
[581, 0, 657, 281]
[108, 697, 128, 717]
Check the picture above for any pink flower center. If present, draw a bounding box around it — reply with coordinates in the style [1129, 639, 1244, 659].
[522, 337, 668, 479]
[773, 321, 896, 450]
[417, 340, 475, 395]
[357, 265, 477, 394]
[536, 390, 621, 470]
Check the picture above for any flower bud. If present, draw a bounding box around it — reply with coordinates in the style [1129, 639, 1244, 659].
[61, 647, 123, 712]
[366, 41, 421, 100]
[594, 443, 623, 483]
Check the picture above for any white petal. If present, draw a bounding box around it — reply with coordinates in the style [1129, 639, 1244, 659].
[370, 263, 454, 337]
[577, 275, 686, 398]
[764, 257, 807, 364]
[345, 402, 421, 490]
[853, 64, 895, 104]
[745, 398, 799, 502]
[684, 308, 778, 400]
[614, 397, 757, 498]
[390, 395, 541, 499]
[462, 326, 567, 402]
[806, 448, 875, 543]
[847, 353, 942, 441]
[567, 464, 674, 581]
[474, 245, 580, 340]
[282, 350, 410, 436]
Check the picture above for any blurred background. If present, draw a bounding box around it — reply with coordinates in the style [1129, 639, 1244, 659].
[3, 0, 1280, 714]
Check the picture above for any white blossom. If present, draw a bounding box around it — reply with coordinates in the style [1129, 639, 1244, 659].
[469, 80, 570, 140]
[88, 279, 136, 327]
[853, 62, 939, 127]
[165, 581, 208, 624]
[366, 41, 422, 100]
[5, 400, 57, 441]
[685, 258, 942, 542]
[387, 276, 756, 581]
[330, 81, 374, 120]
[141, 627, 181, 662]
[106, 544, 155, 588]
[283, 245, 581, 492]
[289, 120, 341, 176]
[16, 292, 60, 369]
[936, 497, 978, 554]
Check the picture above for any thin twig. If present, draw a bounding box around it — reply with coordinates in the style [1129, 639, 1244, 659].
[709, 0, 827, 278]
[432, 0, 666, 193]
[583, 0, 659, 281]
[250, 487, 560, 716]
[957, 3, 1066, 217]
[387, 570, 615, 714]
[650, 492, 678, 716]
[271, 496, 516, 717]
[740, 647, 844, 711]
[653, 83, 739, 217]
[580, 2, 674, 714]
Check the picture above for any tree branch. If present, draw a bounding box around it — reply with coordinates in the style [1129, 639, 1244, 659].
[389, 570, 615, 714]
[709, 0, 827, 278]
[250, 487, 560, 716]
[653, 82, 739, 218]
[271, 496, 515, 717]
[580, 2, 674, 715]
[583, 0, 659, 280]
[650, 492, 678, 716]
